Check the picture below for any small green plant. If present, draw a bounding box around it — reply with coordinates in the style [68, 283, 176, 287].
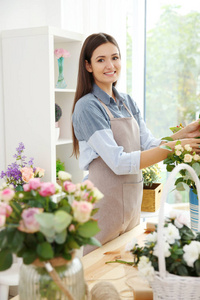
[55, 104, 62, 122]
[56, 159, 65, 178]
[142, 164, 161, 187]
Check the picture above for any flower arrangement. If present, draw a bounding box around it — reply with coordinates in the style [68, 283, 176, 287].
[54, 48, 70, 59]
[142, 164, 161, 187]
[0, 142, 45, 190]
[108, 211, 200, 281]
[0, 171, 103, 272]
[161, 125, 200, 195]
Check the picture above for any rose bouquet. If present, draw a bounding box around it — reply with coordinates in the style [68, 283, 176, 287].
[0, 142, 45, 191]
[0, 171, 103, 272]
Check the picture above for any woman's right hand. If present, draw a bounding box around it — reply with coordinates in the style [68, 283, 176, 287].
[166, 138, 200, 153]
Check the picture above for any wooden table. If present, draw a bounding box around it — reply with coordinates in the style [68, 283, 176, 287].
[11, 220, 153, 300]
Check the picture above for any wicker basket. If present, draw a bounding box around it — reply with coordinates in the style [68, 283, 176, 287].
[150, 163, 200, 300]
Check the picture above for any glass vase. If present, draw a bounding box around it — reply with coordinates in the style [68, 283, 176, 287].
[19, 257, 86, 300]
[56, 57, 67, 89]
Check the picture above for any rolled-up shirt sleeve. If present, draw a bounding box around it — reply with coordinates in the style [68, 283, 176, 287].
[88, 129, 141, 175]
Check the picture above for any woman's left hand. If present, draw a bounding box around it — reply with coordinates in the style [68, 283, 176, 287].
[173, 119, 200, 140]
[184, 119, 200, 138]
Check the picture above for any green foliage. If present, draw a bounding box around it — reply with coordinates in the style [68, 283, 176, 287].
[145, 5, 200, 137]
[56, 159, 65, 178]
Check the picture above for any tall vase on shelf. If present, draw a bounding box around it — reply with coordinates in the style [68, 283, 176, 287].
[54, 48, 70, 89]
[189, 188, 199, 232]
[56, 57, 67, 89]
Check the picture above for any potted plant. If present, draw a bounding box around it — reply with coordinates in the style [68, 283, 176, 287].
[141, 164, 163, 212]
[55, 103, 62, 141]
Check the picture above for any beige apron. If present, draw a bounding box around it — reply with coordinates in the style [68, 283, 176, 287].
[84, 100, 143, 255]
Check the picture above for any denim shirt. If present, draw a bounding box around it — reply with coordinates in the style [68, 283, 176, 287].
[72, 84, 161, 175]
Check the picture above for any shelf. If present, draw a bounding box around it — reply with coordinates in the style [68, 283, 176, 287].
[55, 88, 76, 93]
[56, 138, 72, 146]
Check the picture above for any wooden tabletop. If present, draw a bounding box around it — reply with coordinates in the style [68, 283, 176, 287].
[11, 220, 154, 300]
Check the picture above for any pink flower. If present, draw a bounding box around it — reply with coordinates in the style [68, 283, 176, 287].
[0, 202, 13, 217]
[18, 207, 43, 233]
[174, 213, 190, 229]
[54, 48, 70, 59]
[72, 200, 93, 223]
[63, 181, 76, 193]
[34, 167, 45, 178]
[82, 180, 94, 190]
[20, 167, 34, 183]
[0, 215, 6, 227]
[39, 182, 56, 197]
[0, 188, 15, 202]
[68, 224, 76, 232]
[23, 183, 30, 192]
[28, 178, 41, 190]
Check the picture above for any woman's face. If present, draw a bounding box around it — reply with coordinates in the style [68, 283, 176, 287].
[85, 42, 121, 91]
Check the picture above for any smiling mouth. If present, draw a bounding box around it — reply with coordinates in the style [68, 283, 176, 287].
[104, 71, 116, 75]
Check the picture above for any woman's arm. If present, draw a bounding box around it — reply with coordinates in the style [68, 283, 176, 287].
[140, 138, 200, 169]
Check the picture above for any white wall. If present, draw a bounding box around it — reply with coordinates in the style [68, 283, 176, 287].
[0, 0, 140, 182]
[0, 0, 62, 183]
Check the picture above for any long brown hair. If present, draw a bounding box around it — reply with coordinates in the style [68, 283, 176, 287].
[71, 33, 121, 158]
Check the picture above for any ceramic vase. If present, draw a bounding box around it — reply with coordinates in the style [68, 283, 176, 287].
[189, 188, 199, 232]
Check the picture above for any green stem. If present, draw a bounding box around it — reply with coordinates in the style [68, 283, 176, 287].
[105, 259, 134, 266]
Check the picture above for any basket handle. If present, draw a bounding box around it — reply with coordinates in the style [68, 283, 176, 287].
[157, 163, 200, 279]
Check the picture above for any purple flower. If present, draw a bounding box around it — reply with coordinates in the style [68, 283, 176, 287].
[16, 142, 25, 155]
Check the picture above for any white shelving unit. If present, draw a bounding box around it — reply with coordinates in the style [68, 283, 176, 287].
[2, 26, 84, 183]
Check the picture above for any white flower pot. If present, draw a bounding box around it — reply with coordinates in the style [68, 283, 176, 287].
[55, 127, 60, 141]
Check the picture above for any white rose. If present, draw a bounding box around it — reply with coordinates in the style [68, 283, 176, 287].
[183, 241, 200, 267]
[92, 187, 104, 201]
[175, 144, 183, 151]
[58, 171, 72, 181]
[164, 223, 180, 244]
[193, 154, 200, 161]
[175, 150, 182, 156]
[184, 144, 192, 152]
[184, 154, 192, 163]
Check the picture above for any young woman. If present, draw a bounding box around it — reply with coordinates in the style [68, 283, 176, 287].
[72, 33, 200, 254]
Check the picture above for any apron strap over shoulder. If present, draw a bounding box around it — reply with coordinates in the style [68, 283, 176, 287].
[98, 99, 133, 119]
[98, 99, 114, 119]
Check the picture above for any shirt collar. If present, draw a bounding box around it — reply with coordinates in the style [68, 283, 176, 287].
[92, 83, 125, 105]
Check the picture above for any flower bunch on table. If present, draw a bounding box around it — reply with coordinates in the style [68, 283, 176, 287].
[161, 124, 200, 195]
[107, 212, 200, 281]
[0, 142, 45, 191]
[0, 171, 103, 271]
[54, 48, 70, 59]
